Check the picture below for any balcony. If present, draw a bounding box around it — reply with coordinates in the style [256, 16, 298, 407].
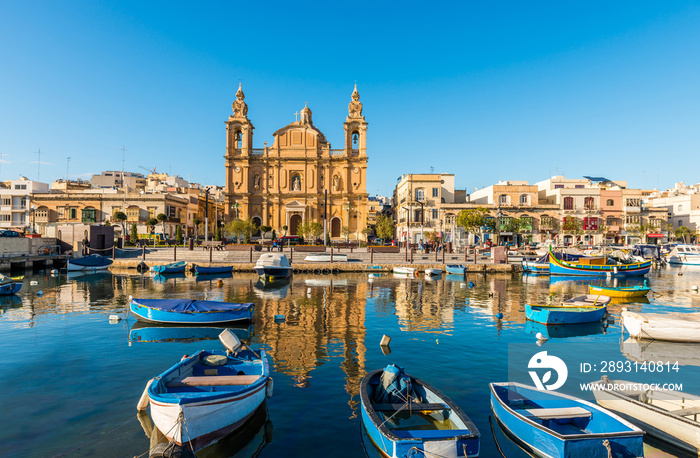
[251, 149, 264, 156]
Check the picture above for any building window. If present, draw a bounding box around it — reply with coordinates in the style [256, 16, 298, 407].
[127, 208, 140, 221]
[415, 188, 425, 202]
[520, 194, 529, 206]
[69, 208, 77, 219]
[82, 209, 97, 223]
[584, 197, 595, 210]
[0, 215, 10, 222]
[1, 198, 10, 206]
[431, 209, 438, 219]
[583, 217, 598, 231]
[499, 194, 509, 205]
[626, 198, 641, 207]
[432, 187, 439, 198]
[607, 217, 616, 226]
[575, 185, 584, 189]
[554, 184, 564, 189]
[625, 215, 640, 224]
[563, 196, 574, 210]
[499, 217, 512, 231]
[14, 184, 27, 190]
[606, 199, 614, 206]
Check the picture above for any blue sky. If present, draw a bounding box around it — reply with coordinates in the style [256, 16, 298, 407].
[1, 1, 699, 196]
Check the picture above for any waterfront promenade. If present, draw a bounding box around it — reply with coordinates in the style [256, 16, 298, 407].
[106, 245, 522, 273]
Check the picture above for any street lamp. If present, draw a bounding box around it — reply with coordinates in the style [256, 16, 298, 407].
[495, 206, 503, 246]
[30, 205, 37, 234]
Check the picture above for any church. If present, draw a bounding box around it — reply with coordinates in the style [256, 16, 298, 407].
[224, 84, 369, 240]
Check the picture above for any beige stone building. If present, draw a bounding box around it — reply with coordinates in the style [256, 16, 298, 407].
[224, 84, 368, 240]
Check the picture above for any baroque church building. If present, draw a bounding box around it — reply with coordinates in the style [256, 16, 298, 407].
[224, 84, 368, 240]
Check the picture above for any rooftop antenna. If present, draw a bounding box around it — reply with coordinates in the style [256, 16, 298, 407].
[430, 166, 435, 173]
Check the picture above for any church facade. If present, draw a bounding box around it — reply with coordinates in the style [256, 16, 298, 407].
[224, 84, 368, 240]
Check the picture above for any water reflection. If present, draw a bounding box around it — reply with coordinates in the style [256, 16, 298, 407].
[622, 338, 700, 368]
[525, 320, 607, 340]
[129, 321, 253, 344]
[253, 278, 291, 300]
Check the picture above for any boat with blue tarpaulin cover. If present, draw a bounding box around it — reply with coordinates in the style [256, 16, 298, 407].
[130, 298, 254, 324]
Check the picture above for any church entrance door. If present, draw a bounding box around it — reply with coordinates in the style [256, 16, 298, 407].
[331, 218, 341, 238]
[289, 214, 302, 235]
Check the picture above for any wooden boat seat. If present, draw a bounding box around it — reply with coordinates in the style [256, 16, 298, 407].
[372, 402, 450, 412]
[668, 406, 700, 417]
[517, 407, 592, 420]
[166, 375, 261, 387]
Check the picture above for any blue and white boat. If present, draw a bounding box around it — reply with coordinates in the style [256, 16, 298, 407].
[522, 253, 550, 274]
[360, 365, 480, 458]
[151, 261, 187, 274]
[66, 254, 113, 272]
[194, 264, 234, 275]
[0, 275, 22, 295]
[446, 265, 467, 275]
[525, 304, 607, 325]
[490, 382, 644, 458]
[254, 253, 292, 281]
[130, 298, 254, 324]
[141, 330, 273, 452]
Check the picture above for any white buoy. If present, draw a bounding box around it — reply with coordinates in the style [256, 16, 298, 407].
[109, 314, 121, 323]
[380, 334, 391, 346]
[536, 332, 548, 342]
[692, 285, 698, 291]
[460, 283, 466, 288]
[30, 281, 38, 286]
[137, 378, 154, 411]
[307, 287, 311, 293]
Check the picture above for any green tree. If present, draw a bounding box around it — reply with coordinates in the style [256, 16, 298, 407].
[375, 214, 395, 241]
[562, 217, 582, 234]
[361, 227, 373, 244]
[309, 222, 323, 242]
[215, 226, 222, 241]
[297, 221, 311, 240]
[157, 213, 167, 236]
[130, 223, 138, 246]
[114, 211, 128, 238]
[282, 225, 288, 237]
[225, 218, 252, 244]
[192, 217, 201, 239]
[175, 225, 183, 245]
[260, 225, 272, 240]
[675, 225, 693, 243]
[456, 208, 489, 244]
[146, 218, 158, 233]
[342, 225, 350, 242]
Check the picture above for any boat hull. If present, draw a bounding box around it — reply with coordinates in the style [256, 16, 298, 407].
[490, 382, 643, 458]
[392, 267, 416, 276]
[194, 265, 234, 275]
[148, 350, 269, 451]
[152, 262, 187, 274]
[254, 267, 292, 280]
[130, 301, 254, 325]
[622, 311, 700, 342]
[589, 285, 649, 298]
[591, 379, 700, 456]
[66, 254, 113, 272]
[445, 265, 467, 275]
[549, 255, 650, 277]
[525, 304, 606, 325]
[0, 282, 22, 295]
[522, 261, 550, 274]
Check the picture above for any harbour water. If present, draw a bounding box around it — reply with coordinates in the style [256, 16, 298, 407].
[2, 266, 700, 457]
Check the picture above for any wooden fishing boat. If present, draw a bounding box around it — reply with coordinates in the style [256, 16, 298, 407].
[549, 252, 651, 277]
[490, 382, 644, 458]
[152, 261, 187, 274]
[445, 265, 467, 275]
[392, 266, 416, 276]
[141, 330, 273, 452]
[66, 254, 113, 272]
[588, 284, 650, 298]
[522, 253, 550, 274]
[254, 253, 292, 281]
[194, 265, 234, 275]
[130, 298, 254, 325]
[525, 304, 607, 325]
[424, 268, 442, 277]
[0, 275, 22, 295]
[622, 310, 700, 342]
[591, 376, 700, 456]
[360, 365, 480, 458]
[561, 294, 611, 307]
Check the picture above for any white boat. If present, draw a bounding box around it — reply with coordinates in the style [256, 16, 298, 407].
[622, 310, 700, 342]
[591, 376, 700, 456]
[142, 330, 272, 452]
[254, 253, 292, 281]
[424, 268, 442, 276]
[392, 266, 416, 276]
[303, 254, 348, 262]
[667, 244, 700, 265]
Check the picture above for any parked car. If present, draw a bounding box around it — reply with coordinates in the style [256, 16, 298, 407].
[0, 230, 22, 237]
